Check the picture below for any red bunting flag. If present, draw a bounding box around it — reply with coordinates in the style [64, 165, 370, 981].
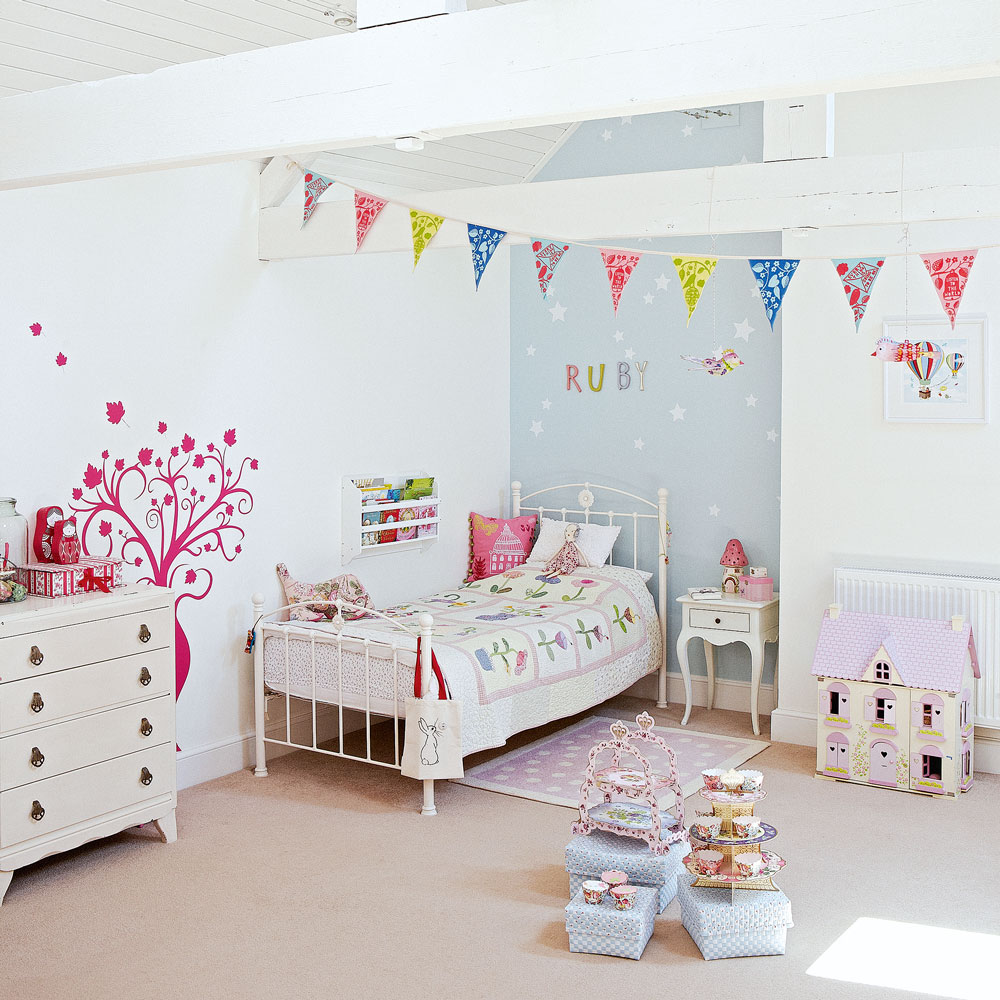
[532, 240, 569, 298]
[920, 250, 977, 329]
[355, 191, 388, 252]
[302, 171, 333, 227]
[600, 250, 642, 314]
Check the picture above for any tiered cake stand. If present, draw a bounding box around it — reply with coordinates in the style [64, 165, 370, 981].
[683, 787, 786, 903]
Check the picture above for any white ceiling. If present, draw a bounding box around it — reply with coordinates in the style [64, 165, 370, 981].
[0, 0, 524, 97]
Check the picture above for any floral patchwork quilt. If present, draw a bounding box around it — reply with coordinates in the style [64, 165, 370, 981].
[377, 565, 653, 705]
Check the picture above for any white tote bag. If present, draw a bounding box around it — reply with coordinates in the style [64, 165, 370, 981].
[401, 646, 464, 780]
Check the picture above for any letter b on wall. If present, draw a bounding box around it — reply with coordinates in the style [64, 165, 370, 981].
[618, 362, 631, 390]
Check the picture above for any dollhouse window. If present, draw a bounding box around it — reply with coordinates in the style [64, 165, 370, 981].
[874, 661, 891, 681]
[826, 733, 849, 768]
[962, 746, 971, 780]
[921, 752, 942, 781]
[922, 704, 933, 727]
[876, 698, 887, 721]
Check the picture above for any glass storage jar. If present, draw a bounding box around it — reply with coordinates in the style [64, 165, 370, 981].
[0, 497, 29, 573]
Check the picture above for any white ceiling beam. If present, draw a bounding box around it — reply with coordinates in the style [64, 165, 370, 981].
[258, 145, 1000, 259]
[2, 0, 998, 190]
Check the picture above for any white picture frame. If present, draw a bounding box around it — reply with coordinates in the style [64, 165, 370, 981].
[882, 315, 989, 424]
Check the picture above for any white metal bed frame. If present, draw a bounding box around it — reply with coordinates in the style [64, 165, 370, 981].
[250, 480, 669, 816]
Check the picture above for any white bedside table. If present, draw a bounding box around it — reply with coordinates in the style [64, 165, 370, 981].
[675, 593, 779, 736]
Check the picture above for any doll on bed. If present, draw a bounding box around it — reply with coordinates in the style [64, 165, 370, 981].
[544, 522, 589, 577]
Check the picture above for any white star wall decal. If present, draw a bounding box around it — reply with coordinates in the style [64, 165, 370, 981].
[643, 292, 654, 305]
[669, 403, 686, 421]
[613, 330, 624, 343]
[634, 438, 645, 451]
[601, 129, 613, 142]
[733, 318, 754, 341]
[621, 116, 633, 124]
[624, 347, 636, 360]
[530, 420, 544, 438]
[745, 394, 758, 407]
[549, 302, 567, 322]
[655, 274, 671, 291]
[708, 504, 720, 517]
[541, 399, 552, 410]
[526, 345, 536, 356]
[682, 124, 694, 137]
[766, 428, 778, 442]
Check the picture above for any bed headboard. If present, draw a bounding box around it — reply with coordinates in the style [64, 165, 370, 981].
[511, 480, 669, 708]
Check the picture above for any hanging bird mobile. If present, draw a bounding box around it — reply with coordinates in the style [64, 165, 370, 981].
[681, 347, 744, 376]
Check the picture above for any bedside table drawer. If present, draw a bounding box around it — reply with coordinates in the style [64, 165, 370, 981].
[688, 608, 751, 632]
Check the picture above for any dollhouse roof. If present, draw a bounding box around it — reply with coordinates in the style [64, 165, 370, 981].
[811, 609, 980, 693]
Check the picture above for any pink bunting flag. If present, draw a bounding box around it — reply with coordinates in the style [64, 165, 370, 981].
[920, 250, 977, 328]
[301, 171, 333, 227]
[532, 240, 569, 298]
[600, 250, 642, 314]
[355, 191, 388, 252]
[832, 257, 885, 330]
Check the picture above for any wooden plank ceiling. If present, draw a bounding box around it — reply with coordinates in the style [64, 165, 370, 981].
[0, 0, 524, 97]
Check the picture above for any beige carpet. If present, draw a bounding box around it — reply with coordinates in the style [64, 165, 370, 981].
[0, 696, 997, 1000]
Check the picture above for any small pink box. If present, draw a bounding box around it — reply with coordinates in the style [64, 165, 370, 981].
[739, 575, 773, 601]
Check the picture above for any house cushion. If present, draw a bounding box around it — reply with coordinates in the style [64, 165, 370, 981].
[466, 513, 537, 582]
[527, 516, 622, 568]
[276, 563, 374, 621]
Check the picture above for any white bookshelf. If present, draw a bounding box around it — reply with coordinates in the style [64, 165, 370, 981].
[341, 475, 440, 564]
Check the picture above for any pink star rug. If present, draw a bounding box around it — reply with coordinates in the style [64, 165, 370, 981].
[454, 714, 768, 807]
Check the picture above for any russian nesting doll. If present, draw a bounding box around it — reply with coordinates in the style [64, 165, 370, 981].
[50, 517, 81, 565]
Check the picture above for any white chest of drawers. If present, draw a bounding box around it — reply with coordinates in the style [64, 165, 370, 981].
[0, 584, 176, 904]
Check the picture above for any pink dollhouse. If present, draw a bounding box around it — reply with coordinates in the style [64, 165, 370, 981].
[812, 605, 979, 797]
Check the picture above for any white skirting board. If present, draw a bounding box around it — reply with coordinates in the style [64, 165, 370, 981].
[628, 671, 777, 716]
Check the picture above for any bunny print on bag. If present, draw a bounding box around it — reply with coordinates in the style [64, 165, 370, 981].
[418, 717, 446, 766]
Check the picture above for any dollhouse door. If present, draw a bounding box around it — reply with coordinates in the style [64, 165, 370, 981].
[869, 741, 897, 787]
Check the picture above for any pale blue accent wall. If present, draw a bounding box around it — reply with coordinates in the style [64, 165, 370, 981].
[510, 109, 780, 689]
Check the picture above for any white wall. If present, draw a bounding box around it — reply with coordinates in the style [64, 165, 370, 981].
[774, 80, 1000, 764]
[0, 161, 510, 784]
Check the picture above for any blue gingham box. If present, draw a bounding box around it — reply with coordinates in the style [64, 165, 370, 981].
[565, 886, 658, 960]
[677, 878, 793, 960]
[565, 830, 686, 913]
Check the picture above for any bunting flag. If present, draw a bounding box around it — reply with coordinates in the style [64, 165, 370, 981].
[672, 256, 719, 325]
[748, 258, 800, 330]
[532, 240, 569, 298]
[301, 171, 333, 227]
[468, 225, 507, 289]
[410, 210, 445, 269]
[833, 257, 885, 330]
[354, 191, 388, 251]
[920, 250, 978, 328]
[600, 250, 642, 314]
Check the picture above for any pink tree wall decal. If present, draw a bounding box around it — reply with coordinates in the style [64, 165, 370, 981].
[70, 424, 257, 706]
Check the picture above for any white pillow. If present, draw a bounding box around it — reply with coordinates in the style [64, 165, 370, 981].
[526, 517, 621, 568]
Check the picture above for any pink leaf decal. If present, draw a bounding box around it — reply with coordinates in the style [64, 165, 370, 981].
[134, 557, 143, 567]
[184, 569, 197, 584]
[72, 488, 83, 500]
[225, 504, 234, 516]
[235, 545, 242, 554]
[223, 428, 237, 447]
[99, 520, 112, 537]
[83, 464, 103, 489]
[102, 450, 109, 460]
[155, 458, 163, 468]
[157, 421, 167, 434]
[138, 448, 153, 466]
[199, 495, 205, 502]
[190, 487, 197, 497]
[207, 443, 215, 452]
[181, 433, 195, 453]
[55, 352, 67, 367]
[163, 495, 174, 507]
[193, 454, 204, 469]
[114, 458, 125, 471]
[208, 474, 215, 483]
[106, 401, 126, 425]
[170, 446, 179, 458]
[30, 323, 41, 337]
[250, 458, 258, 470]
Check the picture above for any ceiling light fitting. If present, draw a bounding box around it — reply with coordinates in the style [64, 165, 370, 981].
[324, 6, 356, 27]
[394, 136, 425, 152]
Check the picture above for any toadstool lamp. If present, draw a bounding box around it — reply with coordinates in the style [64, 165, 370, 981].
[720, 538, 749, 594]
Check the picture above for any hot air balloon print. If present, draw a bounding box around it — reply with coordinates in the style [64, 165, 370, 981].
[946, 352, 965, 376]
[906, 340, 942, 399]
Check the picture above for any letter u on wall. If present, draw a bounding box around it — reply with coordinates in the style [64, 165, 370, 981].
[588, 364, 605, 392]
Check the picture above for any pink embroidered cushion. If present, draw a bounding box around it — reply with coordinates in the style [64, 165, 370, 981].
[276, 563, 374, 622]
[466, 513, 537, 583]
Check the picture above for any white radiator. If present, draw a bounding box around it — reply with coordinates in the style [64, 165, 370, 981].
[834, 567, 1000, 728]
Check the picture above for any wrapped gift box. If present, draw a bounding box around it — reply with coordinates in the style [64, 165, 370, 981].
[677, 877, 793, 960]
[17, 556, 123, 599]
[565, 886, 657, 960]
[739, 575, 773, 601]
[565, 829, 686, 913]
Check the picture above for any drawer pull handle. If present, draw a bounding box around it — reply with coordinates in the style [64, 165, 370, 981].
[139, 666, 152, 687]
[140, 718, 153, 737]
[715, 618, 722, 625]
[139, 624, 151, 644]
[30, 801, 45, 822]
[30, 747, 44, 768]
[140, 767, 153, 786]
[29, 645, 44, 666]
[30, 692, 44, 713]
